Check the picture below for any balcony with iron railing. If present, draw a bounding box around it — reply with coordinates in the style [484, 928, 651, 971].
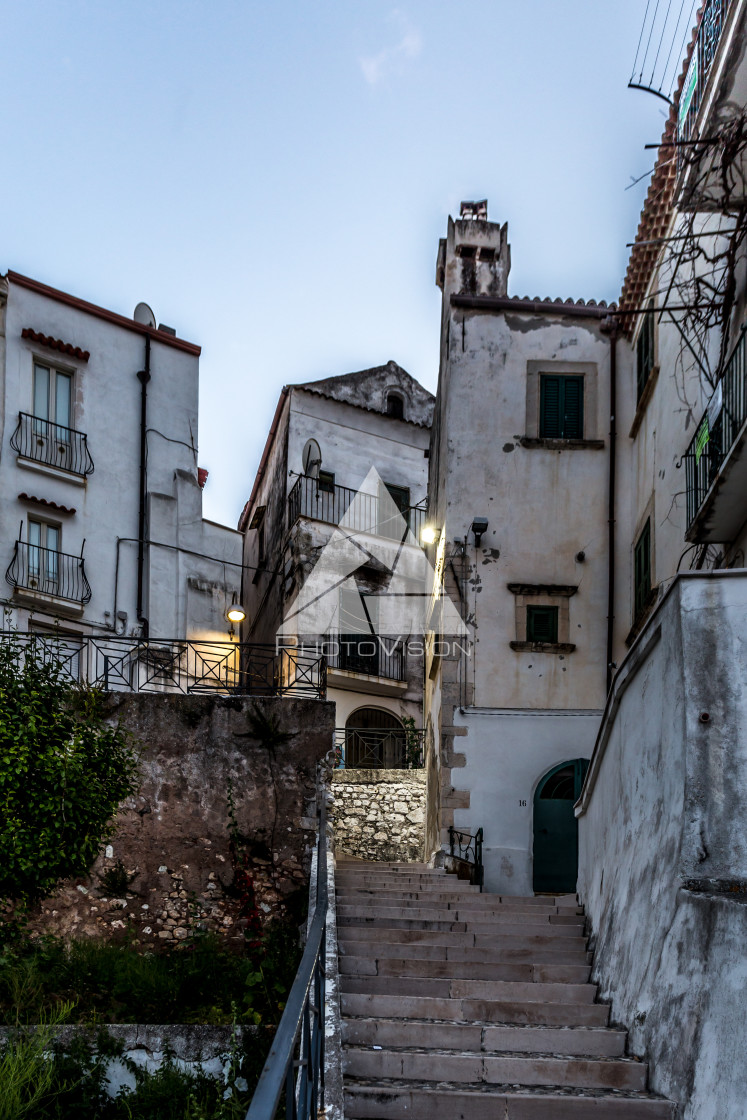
[333, 725, 424, 769]
[325, 636, 406, 685]
[288, 474, 426, 541]
[684, 327, 747, 541]
[11, 412, 94, 477]
[5, 541, 92, 606]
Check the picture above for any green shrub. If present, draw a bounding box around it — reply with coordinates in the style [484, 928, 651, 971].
[0, 634, 139, 904]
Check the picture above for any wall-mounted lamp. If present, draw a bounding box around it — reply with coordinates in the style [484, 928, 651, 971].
[420, 525, 439, 545]
[470, 517, 489, 546]
[225, 595, 247, 626]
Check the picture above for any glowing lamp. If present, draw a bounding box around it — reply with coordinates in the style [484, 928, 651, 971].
[420, 525, 439, 545]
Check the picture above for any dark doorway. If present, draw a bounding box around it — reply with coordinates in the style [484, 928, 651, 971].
[344, 708, 405, 768]
[532, 758, 589, 894]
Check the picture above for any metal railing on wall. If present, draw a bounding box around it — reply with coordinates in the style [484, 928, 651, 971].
[326, 638, 406, 681]
[5, 542, 92, 605]
[684, 327, 747, 530]
[246, 802, 328, 1119]
[288, 474, 426, 540]
[333, 726, 424, 769]
[10, 412, 95, 477]
[0, 631, 326, 698]
[678, 0, 732, 161]
[448, 825, 484, 891]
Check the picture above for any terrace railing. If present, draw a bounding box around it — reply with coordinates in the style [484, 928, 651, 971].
[288, 474, 426, 540]
[678, 0, 732, 159]
[684, 327, 747, 531]
[11, 412, 94, 477]
[246, 802, 328, 1120]
[0, 631, 326, 698]
[6, 541, 92, 604]
[326, 637, 406, 681]
[333, 726, 424, 769]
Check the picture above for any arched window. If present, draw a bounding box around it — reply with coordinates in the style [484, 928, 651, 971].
[386, 392, 405, 420]
[344, 707, 405, 768]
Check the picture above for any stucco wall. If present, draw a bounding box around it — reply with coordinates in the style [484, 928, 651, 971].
[330, 769, 426, 862]
[577, 572, 747, 1120]
[27, 693, 335, 944]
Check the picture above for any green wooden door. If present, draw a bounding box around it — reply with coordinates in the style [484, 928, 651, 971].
[532, 759, 589, 894]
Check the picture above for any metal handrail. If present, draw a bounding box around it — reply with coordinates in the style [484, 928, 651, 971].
[326, 637, 406, 682]
[5, 541, 92, 604]
[448, 825, 484, 891]
[684, 327, 747, 531]
[246, 802, 328, 1119]
[10, 412, 94, 476]
[0, 631, 326, 698]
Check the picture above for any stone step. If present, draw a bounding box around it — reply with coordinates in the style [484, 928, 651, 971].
[336, 903, 584, 925]
[337, 925, 589, 951]
[335, 876, 477, 892]
[342, 1016, 627, 1057]
[337, 914, 586, 937]
[343, 1045, 648, 1091]
[337, 889, 583, 914]
[338, 898, 584, 920]
[344, 1080, 675, 1118]
[339, 954, 592, 984]
[337, 937, 592, 965]
[340, 991, 610, 1027]
[341, 975, 597, 1004]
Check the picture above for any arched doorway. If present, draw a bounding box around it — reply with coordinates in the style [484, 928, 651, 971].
[344, 708, 404, 769]
[533, 759, 589, 893]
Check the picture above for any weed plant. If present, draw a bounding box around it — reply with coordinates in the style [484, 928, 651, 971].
[0, 927, 301, 1026]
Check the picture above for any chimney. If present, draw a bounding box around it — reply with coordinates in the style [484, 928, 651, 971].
[436, 200, 511, 297]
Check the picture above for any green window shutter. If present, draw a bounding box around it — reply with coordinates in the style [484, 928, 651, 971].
[540, 375, 584, 439]
[527, 605, 559, 644]
[636, 302, 655, 401]
[634, 519, 651, 619]
[563, 376, 584, 439]
[540, 377, 561, 438]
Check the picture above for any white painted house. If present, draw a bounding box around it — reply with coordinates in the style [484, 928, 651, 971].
[0, 270, 242, 682]
[239, 362, 434, 760]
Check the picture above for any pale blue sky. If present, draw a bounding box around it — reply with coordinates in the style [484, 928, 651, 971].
[1, 1, 675, 526]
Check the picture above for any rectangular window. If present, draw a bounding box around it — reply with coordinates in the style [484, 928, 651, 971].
[33, 363, 72, 429]
[539, 375, 584, 439]
[634, 519, 652, 620]
[636, 301, 655, 401]
[338, 588, 379, 674]
[28, 518, 61, 592]
[318, 470, 335, 494]
[526, 605, 558, 644]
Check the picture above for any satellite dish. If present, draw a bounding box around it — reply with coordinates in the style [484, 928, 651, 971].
[302, 438, 322, 478]
[134, 302, 156, 328]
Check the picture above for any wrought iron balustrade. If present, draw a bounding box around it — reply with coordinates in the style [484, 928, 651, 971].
[326, 637, 406, 681]
[448, 825, 484, 891]
[245, 803, 328, 1119]
[288, 474, 426, 540]
[0, 631, 326, 698]
[11, 412, 94, 476]
[678, 0, 732, 161]
[6, 541, 92, 604]
[684, 327, 746, 530]
[334, 726, 424, 769]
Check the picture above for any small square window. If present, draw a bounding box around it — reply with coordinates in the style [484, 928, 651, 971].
[318, 470, 335, 494]
[526, 605, 558, 644]
[539, 375, 584, 439]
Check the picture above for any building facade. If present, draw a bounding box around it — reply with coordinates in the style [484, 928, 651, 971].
[239, 361, 434, 760]
[423, 204, 626, 894]
[0, 271, 242, 678]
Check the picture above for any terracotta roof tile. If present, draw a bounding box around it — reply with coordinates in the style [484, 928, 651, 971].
[22, 327, 90, 362]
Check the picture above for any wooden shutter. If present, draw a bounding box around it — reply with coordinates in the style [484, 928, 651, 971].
[562, 377, 584, 439]
[634, 520, 651, 619]
[540, 377, 561, 438]
[527, 606, 559, 643]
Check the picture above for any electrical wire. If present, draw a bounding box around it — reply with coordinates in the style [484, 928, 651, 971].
[632, 0, 654, 81]
[668, 0, 698, 100]
[649, 0, 675, 86]
[640, 0, 663, 83]
[660, 0, 689, 93]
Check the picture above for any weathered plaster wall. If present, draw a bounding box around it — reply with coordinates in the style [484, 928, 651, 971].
[28, 693, 335, 944]
[330, 769, 426, 862]
[577, 572, 747, 1120]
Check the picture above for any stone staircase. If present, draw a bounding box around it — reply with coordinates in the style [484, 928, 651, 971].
[335, 859, 674, 1119]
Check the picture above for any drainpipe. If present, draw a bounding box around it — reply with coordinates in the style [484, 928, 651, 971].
[603, 318, 618, 694]
[136, 337, 151, 638]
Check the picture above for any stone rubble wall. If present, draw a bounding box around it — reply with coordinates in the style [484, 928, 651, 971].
[330, 769, 426, 862]
[26, 693, 335, 946]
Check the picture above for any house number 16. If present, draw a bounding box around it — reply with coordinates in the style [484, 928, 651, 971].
[518, 799, 527, 806]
